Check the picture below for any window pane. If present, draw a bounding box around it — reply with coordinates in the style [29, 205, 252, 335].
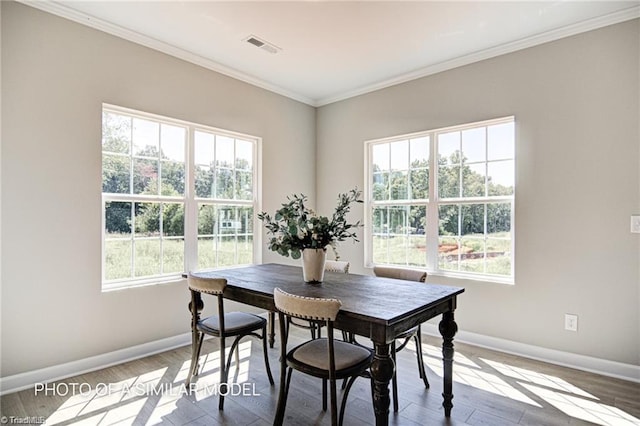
[373, 172, 389, 201]
[488, 160, 514, 196]
[487, 203, 511, 236]
[237, 235, 253, 265]
[236, 139, 253, 170]
[438, 131, 460, 165]
[372, 143, 389, 172]
[390, 171, 408, 200]
[218, 236, 236, 266]
[371, 205, 425, 267]
[161, 161, 184, 196]
[438, 166, 460, 198]
[409, 205, 426, 236]
[132, 118, 159, 157]
[218, 206, 237, 235]
[215, 168, 234, 199]
[198, 237, 215, 269]
[160, 124, 185, 162]
[463, 163, 486, 197]
[105, 240, 132, 280]
[460, 238, 485, 273]
[198, 204, 216, 235]
[133, 158, 159, 195]
[407, 234, 427, 267]
[390, 140, 409, 171]
[410, 137, 429, 167]
[105, 201, 132, 235]
[102, 154, 130, 194]
[372, 235, 388, 264]
[461, 204, 484, 236]
[195, 131, 215, 165]
[236, 170, 253, 200]
[135, 202, 160, 237]
[388, 235, 408, 265]
[195, 165, 213, 198]
[102, 112, 131, 154]
[372, 206, 388, 234]
[438, 204, 459, 237]
[486, 239, 511, 276]
[409, 168, 429, 199]
[163, 238, 184, 274]
[134, 239, 161, 277]
[388, 206, 408, 235]
[461, 127, 486, 163]
[438, 236, 459, 271]
[238, 207, 254, 235]
[488, 122, 515, 161]
[162, 203, 184, 237]
[216, 136, 234, 168]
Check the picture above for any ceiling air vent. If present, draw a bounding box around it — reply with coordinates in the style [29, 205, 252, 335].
[244, 35, 281, 54]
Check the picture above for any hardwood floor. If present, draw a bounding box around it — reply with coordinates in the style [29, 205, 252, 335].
[2, 326, 639, 425]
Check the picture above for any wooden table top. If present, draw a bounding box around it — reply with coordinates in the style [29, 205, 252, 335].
[190, 263, 464, 327]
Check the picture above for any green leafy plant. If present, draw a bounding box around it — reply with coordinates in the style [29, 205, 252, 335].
[257, 188, 363, 260]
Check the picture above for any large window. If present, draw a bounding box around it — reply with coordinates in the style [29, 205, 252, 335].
[365, 117, 514, 282]
[102, 105, 260, 290]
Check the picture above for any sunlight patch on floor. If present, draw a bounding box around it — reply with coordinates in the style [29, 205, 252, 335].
[45, 368, 166, 425]
[481, 358, 596, 399]
[417, 342, 639, 425]
[44, 340, 256, 425]
[521, 382, 640, 426]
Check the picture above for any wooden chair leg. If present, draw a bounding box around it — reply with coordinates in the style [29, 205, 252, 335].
[330, 379, 338, 426]
[414, 327, 430, 389]
[339, 375, 359, 426]
[218, 336, 227, 410]
[262, 324, 275, 385]
[274, 367, 293, 426]
[186, 332, 204, 385]
[322, 379, 328, 411]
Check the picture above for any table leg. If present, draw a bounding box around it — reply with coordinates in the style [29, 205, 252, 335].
[268, 311, 275, 348]
[370, 342, 394, 426]
[439, 310, 458, 417]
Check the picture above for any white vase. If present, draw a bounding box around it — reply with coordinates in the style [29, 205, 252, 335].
[301, 248, 327, 283]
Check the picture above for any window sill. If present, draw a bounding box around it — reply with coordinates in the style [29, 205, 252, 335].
[426, 270, 514, 286]
[101, 274, 185, 292]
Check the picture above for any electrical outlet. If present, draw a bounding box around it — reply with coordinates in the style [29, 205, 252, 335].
[631, 215, 640, 233]
[564, 314, 578, 332]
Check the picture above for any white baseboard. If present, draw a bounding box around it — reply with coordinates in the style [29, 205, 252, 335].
[0, 333, 192, 395]
[2, 326, 638, 396]
[421, 323, 640, 383]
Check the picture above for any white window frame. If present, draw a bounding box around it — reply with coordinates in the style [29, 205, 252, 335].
[364, 116, 515, 284]
[101, 104, 262, 291]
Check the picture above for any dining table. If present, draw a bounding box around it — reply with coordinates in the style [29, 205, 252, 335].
[188, 263, 464, 426]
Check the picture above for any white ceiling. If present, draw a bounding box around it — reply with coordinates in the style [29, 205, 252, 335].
[28, 1, 640, 106]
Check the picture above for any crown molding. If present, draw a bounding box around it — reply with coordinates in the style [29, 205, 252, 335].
[19, 1, 640, 108]
[19, 0, 317, 106]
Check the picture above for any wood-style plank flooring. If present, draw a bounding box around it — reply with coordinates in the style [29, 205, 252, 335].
[2, 326, 639, 425]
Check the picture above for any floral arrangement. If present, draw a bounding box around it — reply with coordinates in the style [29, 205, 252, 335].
[257, 188, 363, 260]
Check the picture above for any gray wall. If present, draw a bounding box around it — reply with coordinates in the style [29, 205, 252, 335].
[316, 19, 640, 365]
[1, 2, 315, 377]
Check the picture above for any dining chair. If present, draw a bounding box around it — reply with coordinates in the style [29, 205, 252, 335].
[288, 260, 351, 340]
[186, 275, 274, 410]
[373, 265, 430, 412]
[273, 288, 373, 426]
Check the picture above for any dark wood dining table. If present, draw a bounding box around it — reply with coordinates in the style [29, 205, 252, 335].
[189, 263, 464, 426]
